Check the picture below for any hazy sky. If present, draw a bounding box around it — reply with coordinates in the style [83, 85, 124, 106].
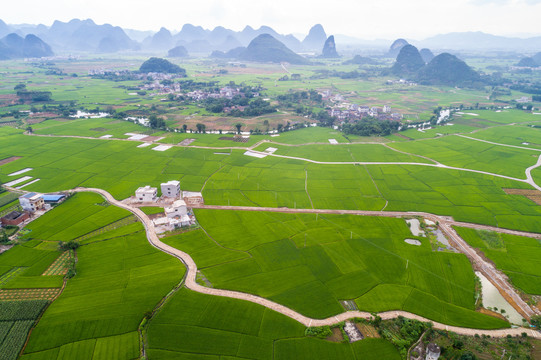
[3, 0, 541, 39]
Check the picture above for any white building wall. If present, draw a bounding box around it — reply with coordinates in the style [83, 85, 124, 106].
[135, 186, 158, 202]
[161, 182, 180, 198]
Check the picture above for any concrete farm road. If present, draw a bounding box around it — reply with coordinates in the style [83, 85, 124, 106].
[69, 187, 540, 339]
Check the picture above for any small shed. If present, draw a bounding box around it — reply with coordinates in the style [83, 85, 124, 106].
[183, 191, 204, 206]
[1, 211, 29, 226]
[42, 194, 66, 204]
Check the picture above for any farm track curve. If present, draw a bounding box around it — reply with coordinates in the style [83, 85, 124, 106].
[67, 187, 540, 339]
[25, 133, 541, 190]
[18, 133, 541, 332]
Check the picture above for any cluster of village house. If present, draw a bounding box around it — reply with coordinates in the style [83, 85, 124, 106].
[88, 69, 179, 82]
[320, 90, 403, 122]
[0, 192, 65, 227]
[185, 86, 249, 101]
[88, 69, 185, 92]
[134, 180, 203, 232]
[0, 181, 203, 234]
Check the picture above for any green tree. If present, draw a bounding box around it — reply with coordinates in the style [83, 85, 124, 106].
[195, 123, 206, 133]
[453, 339, 464, 349]
[58, 240, 80, 251]
[459, 351, 477, 360]
[234, 123, 243, 134]
[182, 124, 187, 133]
[0, 230, 9, 244]
[149, 115, 165, 129]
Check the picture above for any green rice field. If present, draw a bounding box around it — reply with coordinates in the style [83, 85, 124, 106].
[147, 288, 401, 360]
[1, 57, 541, 359]
[455, 227, 541, 295]
[20, 229, 184, 358]
[164, 210, 509, 329]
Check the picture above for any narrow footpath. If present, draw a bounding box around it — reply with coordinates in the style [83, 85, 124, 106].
[69, 187, 541, 339]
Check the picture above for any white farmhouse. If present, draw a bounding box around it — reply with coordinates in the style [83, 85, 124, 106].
[425, 343, 441, 360]
[135, 186, 158, 202]
[161, 180, 181, 198]
[170, 215, 191, 227]
[19, 192, 44, 212]
[165, 200, 187, 218]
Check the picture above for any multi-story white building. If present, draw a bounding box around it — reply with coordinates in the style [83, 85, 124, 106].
[19, 192, 44, 212]
[161, 180, 181, 198]
[135, 186, 157, 202]
[165, 200, 187, 218]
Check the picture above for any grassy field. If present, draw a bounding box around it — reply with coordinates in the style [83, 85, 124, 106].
[203, 156, 541, 232]
[2, 126, 540, 233]
[164, 211, 509, 329]
[0, 188, 186, 359]
[455, 227, 541, 295]
[0, 129, 225, 199]
[0, 241, 64, 291]
[389, 134, 538, 179]
[147, 287, 401, 360]
[456, 110, 541, 125]
[467, 124, 541, 150]
[157, 131, 268, 147]
[156, 126, 359, 147]
[31, 117, 159, 139]
[386, 109, 541, 141]
[0, 301, 49, 360]
[2, 58, 541, 358]
[252, 142, 433, 163]
[269, 127, 351, 144]
[22, 192, 131, 242]
[21, 230, 184, 358]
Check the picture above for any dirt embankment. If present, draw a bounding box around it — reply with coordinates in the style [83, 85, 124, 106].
[504, 188, 541, 205]
[0, 156, 22, 166]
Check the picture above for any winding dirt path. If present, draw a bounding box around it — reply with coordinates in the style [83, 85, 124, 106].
[525, 154, 541, 191]
[457, 134, 541, 153]
[244, 149, 538, 186]
[25, 133, 541, 190]
[68, 187, 540, 338]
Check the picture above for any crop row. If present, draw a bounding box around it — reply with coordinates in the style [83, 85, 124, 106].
[0, 289, 60, 301]
[0, 300, 49, 321]
[0, 320, 34, 360]
[41, 251, 72, 276]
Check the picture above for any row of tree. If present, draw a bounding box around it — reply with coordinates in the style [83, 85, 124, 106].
[341, 117, 400, 136]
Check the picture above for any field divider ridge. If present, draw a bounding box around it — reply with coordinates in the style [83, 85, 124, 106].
[66, 187, 541, 338]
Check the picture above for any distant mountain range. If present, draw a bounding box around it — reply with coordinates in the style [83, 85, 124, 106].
[140, 24, 308, 54]
[0, 33, 53, 59]
[302, 24, 327, 51]
[210, 34, 311, 64]
[0, 18, 138, 53]
[1, 18, 541, 58]
[390, 44, 482, 87]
